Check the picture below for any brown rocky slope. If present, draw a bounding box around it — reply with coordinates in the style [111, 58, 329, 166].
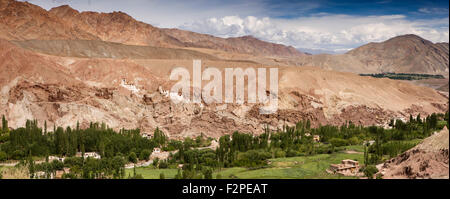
[1, 38, 448, 139]
[377, 126, 449, 179]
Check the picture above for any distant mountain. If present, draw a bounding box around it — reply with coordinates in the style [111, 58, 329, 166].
[163, 28, 304, 57]
[0, 0, 303, 57]
[297, 48, 345, 55]
[295, 34, 449, 75]
[347, 34, 449, 75]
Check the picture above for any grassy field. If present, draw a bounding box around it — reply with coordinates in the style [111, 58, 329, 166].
[127, 147, 365, 179]
[125, 168, 180, 179]
[335, 145, 365, 152]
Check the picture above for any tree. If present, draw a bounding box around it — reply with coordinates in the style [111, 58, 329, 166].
[139, 149, 151, 161]
[306, 119, 311, 130]
[0, 151, 7, 161]
[329, 138, 348, 147]
[128, 152, 137, 163]
[28, 157, 35, 179]
[363, 144, 368, 167]
[175, 169, 182, 179]
[363, 165, 378, 179]
[43, 120, 47, 135]
[158, 161, 168, 169]
[153, 157, 159, 167]
[1, 115, 8, 134]
[203, 169, 213, 179]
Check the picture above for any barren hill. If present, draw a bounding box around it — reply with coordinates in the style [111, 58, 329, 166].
[0, 0, 98, 41]
[12, 40, 219, 60]
[347, 34, 449, 75]
[295, 34, 449, 75]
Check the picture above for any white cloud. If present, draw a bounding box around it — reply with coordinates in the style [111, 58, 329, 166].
[180, 14, 449, 53]
[418, 7, 449, 14]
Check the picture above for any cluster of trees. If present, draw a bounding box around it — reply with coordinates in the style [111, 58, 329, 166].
[0, 120, 157, 161]
[0, 116, 9, 143]
[364, 112, 447, 165]
[27, 156, 126, 179]
[359, 72, 445, 80]
[0, 117, 175, 179]
[163, 133, 212, 152]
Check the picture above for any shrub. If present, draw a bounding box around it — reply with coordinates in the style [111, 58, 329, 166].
[158, 161, 168, 169]
[329, 138, 349, 147]
[363, 165, 379, 179]
[0, 151, 7, 161]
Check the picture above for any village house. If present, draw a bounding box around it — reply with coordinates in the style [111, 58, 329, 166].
[33, 167, 70, 179]
[142, 132, 152, 139]
[363, 140, 375, 146]
[76, 152, 101, 159]
[55, 167, 71, 179]
[48, 155, 65, 162]
[33, 171, 46, 179]
[313, 135, 320, 142]
[153, 148, 161, 153]
[328, 159, 360, 176]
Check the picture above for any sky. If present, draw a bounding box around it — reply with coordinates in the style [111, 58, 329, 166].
[23, 0, 449, 54]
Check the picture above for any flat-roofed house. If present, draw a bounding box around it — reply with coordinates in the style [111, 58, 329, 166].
[328, 159, 360, 176]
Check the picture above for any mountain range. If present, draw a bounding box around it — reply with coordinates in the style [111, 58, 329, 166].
[0, 0, 448, 138]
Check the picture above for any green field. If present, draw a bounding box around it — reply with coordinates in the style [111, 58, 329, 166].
[335, 145, 365, 152]
[125, 168, 180, 179]
[127, 148, 365, 179]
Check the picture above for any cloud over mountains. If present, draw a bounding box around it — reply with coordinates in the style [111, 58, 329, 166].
[180, 14, 449, 53]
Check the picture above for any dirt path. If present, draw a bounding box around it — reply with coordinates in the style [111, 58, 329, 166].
[343, 150, 363, 154]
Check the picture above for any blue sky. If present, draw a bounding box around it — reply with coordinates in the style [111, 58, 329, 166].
[24, 0, 449, 53]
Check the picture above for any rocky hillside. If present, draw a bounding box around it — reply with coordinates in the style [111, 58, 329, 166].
[0, 0, 98, 41]
[1, 37, 448, 138]
[377, 126, 449, 179]
[48, 5, 185, 48]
